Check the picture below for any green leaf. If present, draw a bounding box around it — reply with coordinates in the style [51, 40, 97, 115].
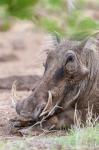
[40, 17, 65, 35]
[7, 0, 38, 12]
[0, 0, 39, 18]
[78, 17, 99, 30]
[49, 0, 62, 6]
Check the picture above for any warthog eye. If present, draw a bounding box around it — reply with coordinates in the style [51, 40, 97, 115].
[64, 51, 77, 73]
[66, 54, 74, 64]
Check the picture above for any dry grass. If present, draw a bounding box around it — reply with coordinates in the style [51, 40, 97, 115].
[0, 103, 98, 150]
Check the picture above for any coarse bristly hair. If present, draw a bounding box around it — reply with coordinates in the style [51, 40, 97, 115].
[76, 35, 99, 114]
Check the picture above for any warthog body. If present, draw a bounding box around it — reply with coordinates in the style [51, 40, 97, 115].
[13, 33, 99, 129]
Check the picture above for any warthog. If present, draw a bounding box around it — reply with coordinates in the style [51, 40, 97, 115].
[12, 33, 99, 129]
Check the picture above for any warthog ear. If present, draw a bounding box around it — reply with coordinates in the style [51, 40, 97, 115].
[42, 33, 61, 53]
[78, 39, 88, 52]
[51, 32, 61, 46]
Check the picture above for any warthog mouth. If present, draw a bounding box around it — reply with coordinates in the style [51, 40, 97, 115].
[39, 87, 81, 120]
[11, 80, 80, 122]
[39, 91, 53, 117]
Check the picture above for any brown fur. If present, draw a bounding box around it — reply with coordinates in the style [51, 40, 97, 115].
[12, 33, 99, 130]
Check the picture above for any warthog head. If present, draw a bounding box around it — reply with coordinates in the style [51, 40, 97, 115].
[14, 37, 89, 122]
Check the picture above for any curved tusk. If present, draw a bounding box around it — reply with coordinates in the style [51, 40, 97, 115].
[39, 90, 52, 117]
[39, 110, 48, 117]
[11, 80, 17, 108]
[42, 90, 53, 112]
[65, 88, 80, 109]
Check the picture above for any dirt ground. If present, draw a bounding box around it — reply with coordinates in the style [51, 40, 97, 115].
[0, 21, 56, 138]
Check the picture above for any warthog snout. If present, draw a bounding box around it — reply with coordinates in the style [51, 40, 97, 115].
[15, 99, 46, 121]
[14, 88, 50, 121]
[32, 103, 46, 120]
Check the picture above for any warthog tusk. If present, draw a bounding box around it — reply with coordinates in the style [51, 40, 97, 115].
[65, 88, 80, 109]
[11, 80, 17, 108]
[40, 90, 52, 117]
[39, 110, 48, 117]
